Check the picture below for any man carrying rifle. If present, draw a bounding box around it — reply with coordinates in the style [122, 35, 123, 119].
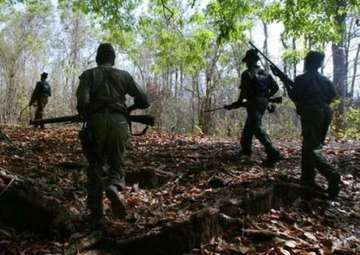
[76, 43, 150, 226]
[270, 51, 340, 199]
[29, 72, 51, 128]
[224, 49, 282, 166]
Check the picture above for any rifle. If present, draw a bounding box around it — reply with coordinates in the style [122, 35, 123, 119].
[29, 114, 155, 135]
[205, 106, 227, 113]
[248, 41, 294, 94]
[205, 96, 283, 113]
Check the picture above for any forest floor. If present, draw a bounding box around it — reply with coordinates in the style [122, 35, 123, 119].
[0, 125, 359, 255]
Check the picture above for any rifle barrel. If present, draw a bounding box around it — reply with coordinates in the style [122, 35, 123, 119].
[29, 114, 155, 126]
[249, 41, 278, 69]
[204, 107, 224, 113]
[249, 41, 294, 92]
[29, 115, 81, 125]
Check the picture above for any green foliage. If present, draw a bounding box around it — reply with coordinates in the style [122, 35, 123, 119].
[206, 0, 257, 43]
[0, 0, 53, 59]
[332, 106, 360, 140]
[282, 48, 304, 66]
[264, 0, 358, 46]
[343, 108, 360, 140]
[69, 0, 141, 31]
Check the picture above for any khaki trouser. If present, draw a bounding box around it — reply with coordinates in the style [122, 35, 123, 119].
[34, 97, 48, 128]
[80, 112, 129, 218]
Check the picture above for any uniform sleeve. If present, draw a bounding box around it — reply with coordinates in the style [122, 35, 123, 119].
[125, 72, 150, 109]
[76, 71, 91, 116]
[323, 78, 336, 103]
[289, 77, 300, 102]
[29, 82, 40, 105]
[48, 82, 52, 97]
[268, 75, 279, 98]
[239, 72, 250, 101]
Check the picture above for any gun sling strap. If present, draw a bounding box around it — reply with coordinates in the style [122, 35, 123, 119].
[89, 69, 149, 136]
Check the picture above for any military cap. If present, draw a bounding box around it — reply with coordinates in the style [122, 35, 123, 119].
[242, 49, 260, 63]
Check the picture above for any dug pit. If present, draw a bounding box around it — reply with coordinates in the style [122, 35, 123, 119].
[77, 177, 329, 255]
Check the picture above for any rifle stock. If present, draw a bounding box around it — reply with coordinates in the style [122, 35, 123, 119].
[29, 114, 155, 127]
[128, 115, 155, 126]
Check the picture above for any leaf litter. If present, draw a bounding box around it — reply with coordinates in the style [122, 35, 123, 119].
[0, 126, 359, 254]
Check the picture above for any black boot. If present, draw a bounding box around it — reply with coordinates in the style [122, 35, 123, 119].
[82, 212, 104, 229]
[262, 152, 283, 167]
[328, 174, 341, 200]
[105, 185, 126, 219]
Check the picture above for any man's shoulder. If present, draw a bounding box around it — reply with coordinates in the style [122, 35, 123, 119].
[316, 73, 332, 84]
[113, 68, 132, 79]
[100, 67, 132, 78]
[79, 68, 96, 79]
[242, 69, 252, 78]
[36, 80, 49, 86]
[295, 73, 307, 79]
[294, 73, 308, 83]
[80, 67, 133, 80]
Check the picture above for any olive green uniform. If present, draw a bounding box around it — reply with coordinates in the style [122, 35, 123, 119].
[290, 71, 338, 187]
[30, 80, 51, 128]
[230, 66, 281, 160]
[76, 64, 149, 218]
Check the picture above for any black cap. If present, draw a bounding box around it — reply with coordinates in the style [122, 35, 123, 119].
[305, 51, 325, 69]
[41, 72, 48, 78]
[242, 49, 260, 63]
[96, 43, 116, 65]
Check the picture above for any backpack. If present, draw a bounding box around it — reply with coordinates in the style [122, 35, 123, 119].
[245, 68, 269, 98]
[37, 81, 51, 96]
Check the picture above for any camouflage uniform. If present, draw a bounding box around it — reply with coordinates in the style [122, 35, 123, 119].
[76, 44, 149, 220]
[226, 49, 281, 163]
[29, 73, 51, 128]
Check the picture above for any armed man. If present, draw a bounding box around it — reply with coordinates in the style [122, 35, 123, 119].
[224, 49, 282, 166]
[270, 51, 340, 199]
[29, 72, 51, 128]
[76, 43, 150, 226]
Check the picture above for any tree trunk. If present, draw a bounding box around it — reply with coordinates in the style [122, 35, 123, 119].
[199, 70, 213, 134]
[191, 76, 197, 132]
[262, 21, 269, 72]
[69, 14, 81, 113]
[331, 0, 347, 130]
[350, 43, 360, 99]
[5, 70, 17, 122]
[292, 38, 297, 78]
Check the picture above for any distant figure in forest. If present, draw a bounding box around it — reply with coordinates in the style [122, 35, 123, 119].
[76, 43, 150, 226]
[224, 49, 282, 166]
[271, 51, 340, 199]
[29, 72, 51, 128]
